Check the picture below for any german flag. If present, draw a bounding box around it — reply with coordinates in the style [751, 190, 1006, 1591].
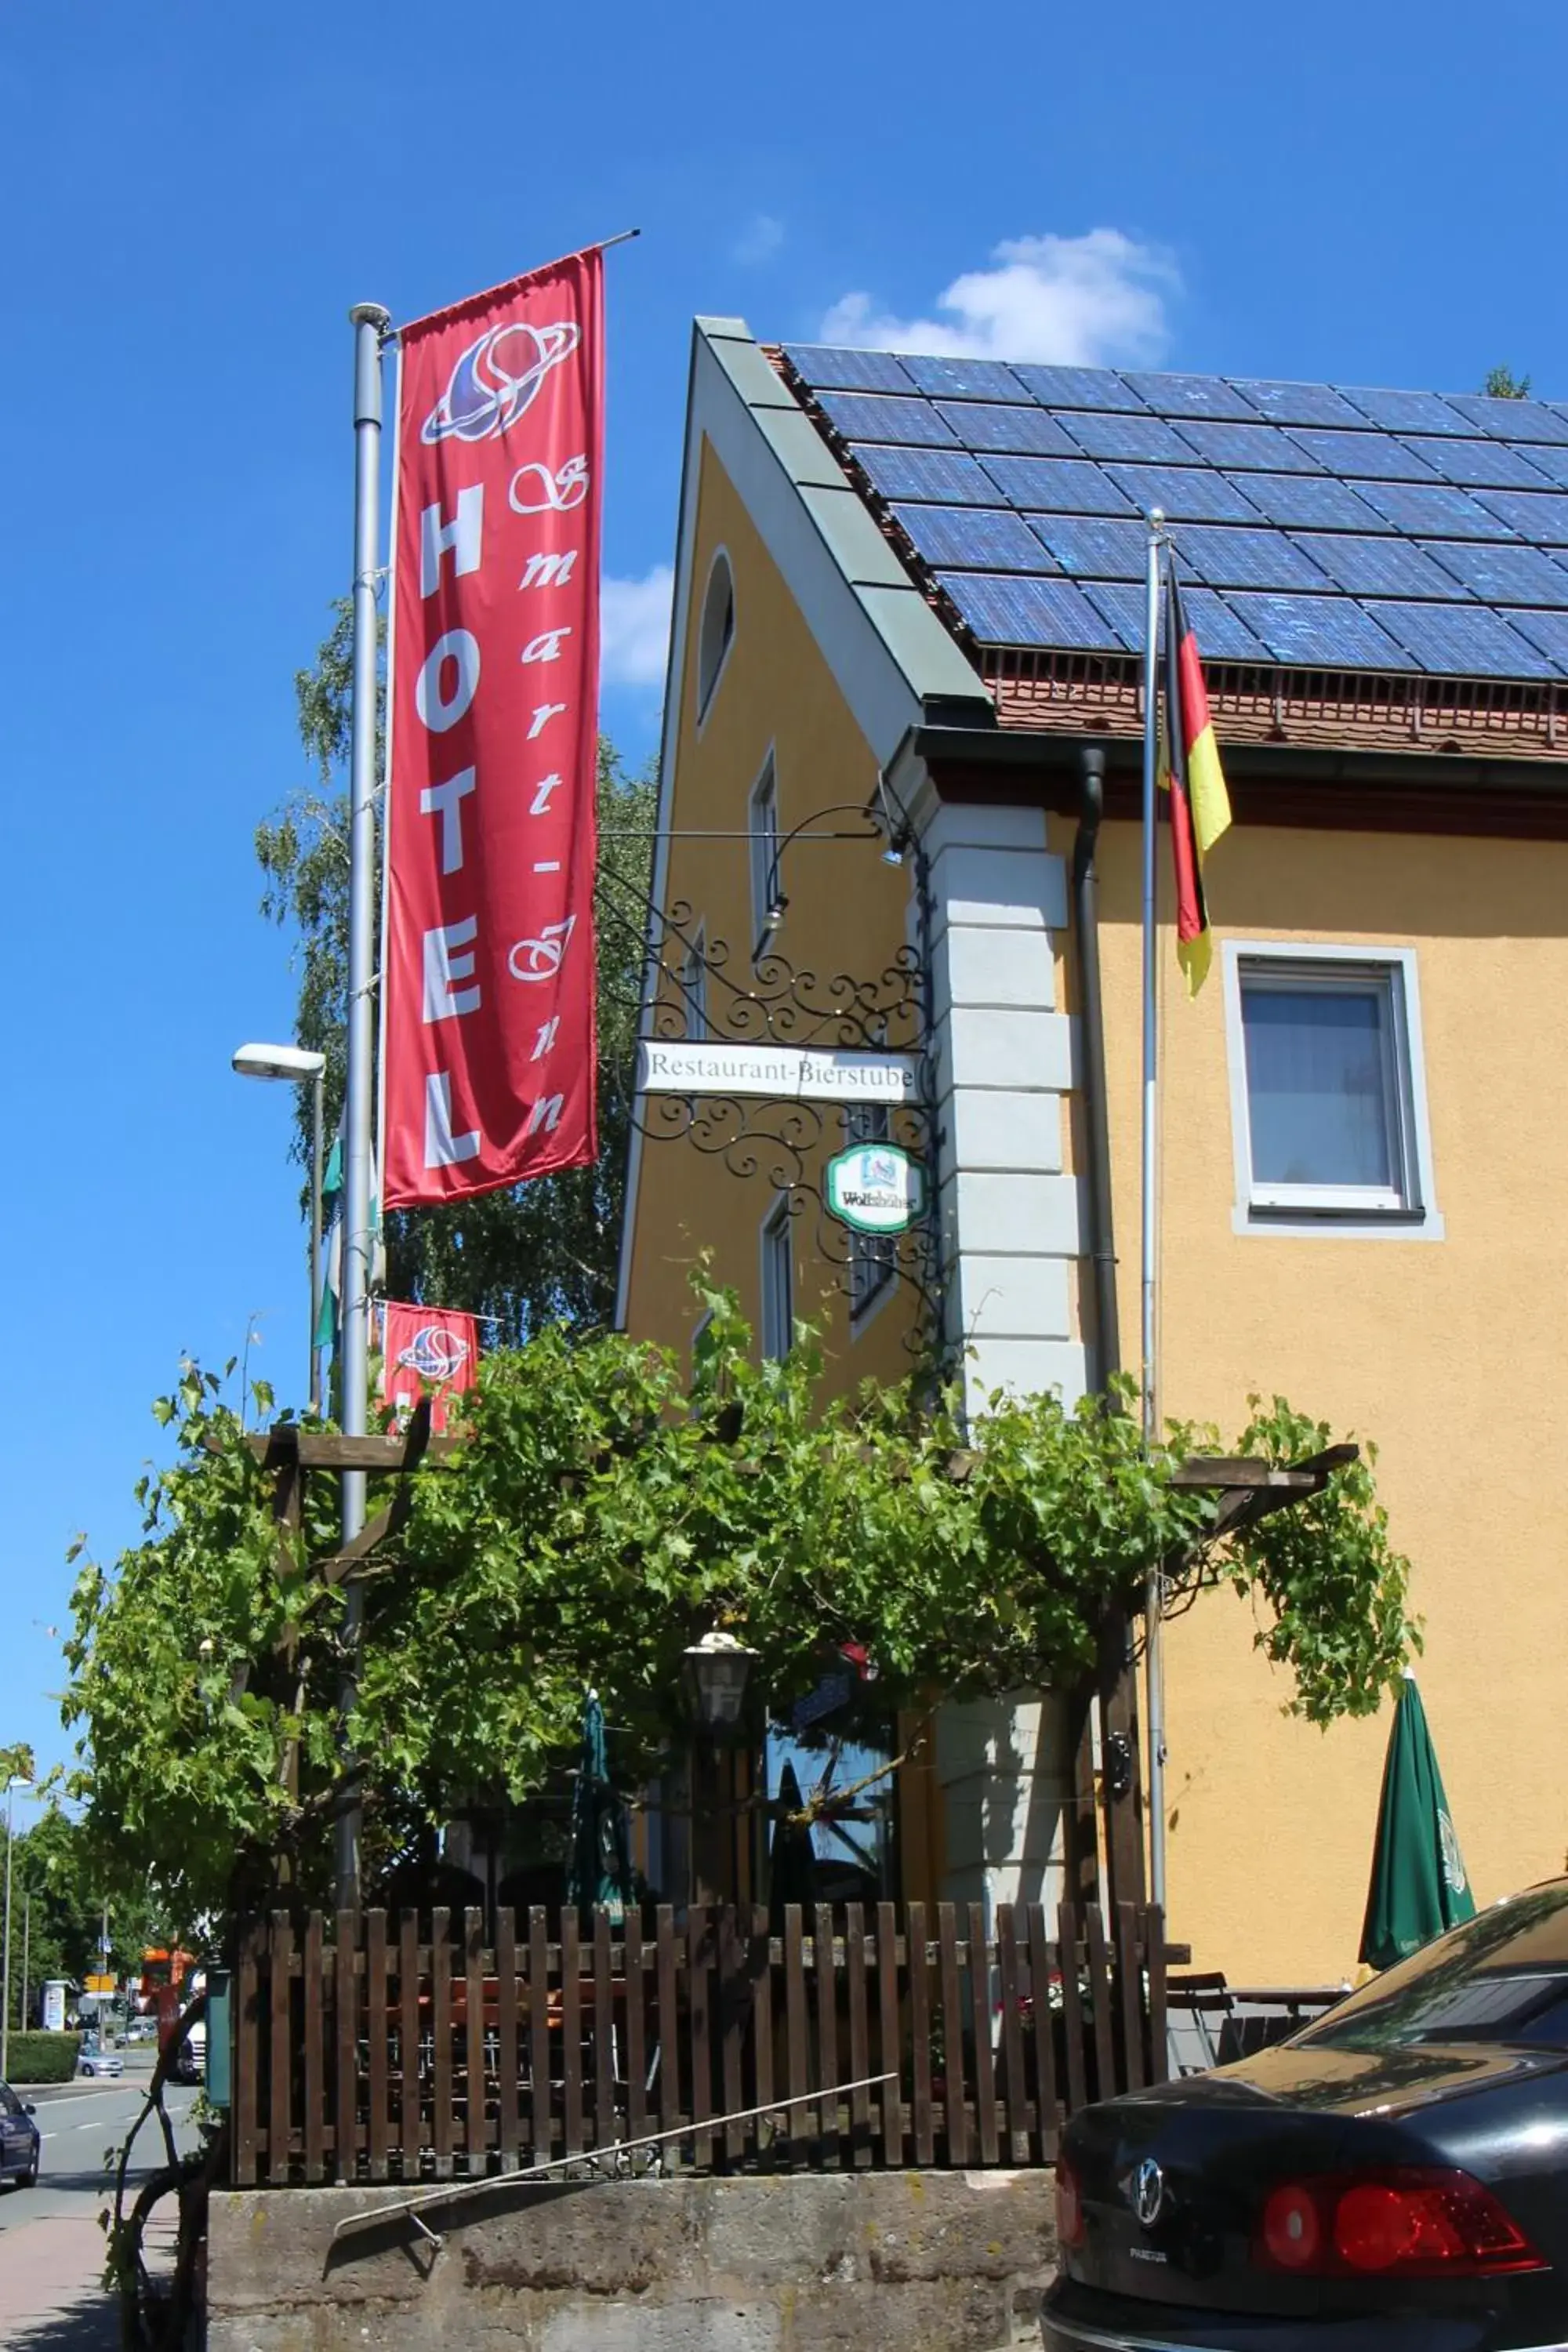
[1161, 562, 1232, 994]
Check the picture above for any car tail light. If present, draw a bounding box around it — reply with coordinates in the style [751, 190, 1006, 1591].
[1055, 2154, 1086, 2251]
[1258, 2169, 1544, 2280]
[1261, 2181, 1323, 2272]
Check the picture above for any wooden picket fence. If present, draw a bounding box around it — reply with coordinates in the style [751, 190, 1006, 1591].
[231, 1899, 1167, 2186]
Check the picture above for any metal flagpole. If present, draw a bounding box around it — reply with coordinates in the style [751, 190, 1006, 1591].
[309, 1060, 325, 1416]
[2, 1780, 13, 2080]
[1140, 510, 1168, 1915]
[338, 299, 391, 1911]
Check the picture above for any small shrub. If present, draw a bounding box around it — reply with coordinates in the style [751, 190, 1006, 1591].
[7, 2031, 82, 2084]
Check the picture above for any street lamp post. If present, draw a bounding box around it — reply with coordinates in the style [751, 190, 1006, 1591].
[2, 1774, 33, 2081]
[232, 1044, 328, 1413]
[681, 1633, 757, 1907]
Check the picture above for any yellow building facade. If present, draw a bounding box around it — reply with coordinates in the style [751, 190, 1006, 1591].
[619, 429, 917, 1389]
[619, 319, 1568, 1982]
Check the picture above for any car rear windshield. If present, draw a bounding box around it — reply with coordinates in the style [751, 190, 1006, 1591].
[1300, 1886, 1568, 2051]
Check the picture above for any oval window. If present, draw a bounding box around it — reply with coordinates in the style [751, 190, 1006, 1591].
[696, 550, 735, 720]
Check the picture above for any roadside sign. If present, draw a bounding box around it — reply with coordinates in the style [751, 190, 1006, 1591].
[826, 1143, 924, 1235]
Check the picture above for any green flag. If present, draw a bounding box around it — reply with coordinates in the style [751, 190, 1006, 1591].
[1359, 1671, 1475, 1970]
[314, 1136, 343, 1352]
[314, 1132, 384, 1355]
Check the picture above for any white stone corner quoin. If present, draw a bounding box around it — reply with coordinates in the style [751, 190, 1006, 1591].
[922, 796, 1085, 1422]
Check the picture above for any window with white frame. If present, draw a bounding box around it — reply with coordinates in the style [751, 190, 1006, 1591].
[695, 550, 735, 722]
[1226, 946, 1439, 1230]
[760, 1195, 793, 1360]
[681, 924, 709, 1040]
[749, 753, 780, 957]
[844, 1102, 897, 1320]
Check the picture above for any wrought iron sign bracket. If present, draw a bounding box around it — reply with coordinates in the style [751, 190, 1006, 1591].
[596, 833, 946, 1351]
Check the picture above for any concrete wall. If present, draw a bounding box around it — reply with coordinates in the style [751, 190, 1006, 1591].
[209, 2171, 1058, 2351]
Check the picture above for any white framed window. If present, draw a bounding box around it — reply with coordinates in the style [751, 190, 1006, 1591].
[695, 547, 735, 724]
[760, 1194, 793, 1359]
[748, 752, 780, 959]
[1223, 942, 1442, 1239]
[844, 1102, 897, 1322]
[681, 924, 709, 1041]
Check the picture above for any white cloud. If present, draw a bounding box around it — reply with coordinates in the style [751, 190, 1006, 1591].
[600, 564, 673, 689]
[734, 212, 786, 267]
[818, 230, 1178, 368]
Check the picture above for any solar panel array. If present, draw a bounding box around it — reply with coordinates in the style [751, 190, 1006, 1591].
[781, 347, 1568, 680]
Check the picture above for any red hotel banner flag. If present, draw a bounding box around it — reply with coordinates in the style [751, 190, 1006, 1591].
[381, 1301, 479, 1434]
[382, 250, 604, 1208]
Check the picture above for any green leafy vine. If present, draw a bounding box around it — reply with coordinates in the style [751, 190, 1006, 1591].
[62, 1300, 1416, 1916]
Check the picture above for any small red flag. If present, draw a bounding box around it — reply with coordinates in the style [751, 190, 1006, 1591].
[381, 1302, 480, 1434]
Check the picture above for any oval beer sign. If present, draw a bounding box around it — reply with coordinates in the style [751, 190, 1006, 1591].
[826, 1142, 925, 1235]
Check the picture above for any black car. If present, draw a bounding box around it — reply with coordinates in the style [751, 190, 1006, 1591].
[0, 2082, 39, 2188]
[1045, 1878, 1568, 2352]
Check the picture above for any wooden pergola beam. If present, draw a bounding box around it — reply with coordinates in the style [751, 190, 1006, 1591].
[242, 1428, 461, 1472]
[943, 1443, 1359, 1496]
[1169, 1449, 1358, 1490]
[234, 1428, 1360, 1504]
[1197, 1446, 1359, 1540]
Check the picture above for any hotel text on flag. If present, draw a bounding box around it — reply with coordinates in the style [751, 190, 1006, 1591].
[382, 251, 604, 1207]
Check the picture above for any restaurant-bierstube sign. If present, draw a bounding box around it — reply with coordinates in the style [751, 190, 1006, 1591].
[635, 1041, 920, 1104]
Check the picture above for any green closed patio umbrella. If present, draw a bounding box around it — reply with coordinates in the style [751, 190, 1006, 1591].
[565, 1690, 633, 1924]
[1359, 1671, 1475, 1971]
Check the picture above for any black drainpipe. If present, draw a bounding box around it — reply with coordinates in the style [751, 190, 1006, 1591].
[1071, 743, 1120, 1383]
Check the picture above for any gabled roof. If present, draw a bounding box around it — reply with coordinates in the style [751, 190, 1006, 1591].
[778, 346, 1568, 691]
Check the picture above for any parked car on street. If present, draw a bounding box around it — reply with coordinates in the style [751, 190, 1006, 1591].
[170, 2016, 205, 2085]
[124, 2016, 158, 2044]
[1044, 1878, 1568, 2351]
[0, 2082, 39, 2188]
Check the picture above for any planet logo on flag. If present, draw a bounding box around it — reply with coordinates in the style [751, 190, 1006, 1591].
[422, 319, 581, 446]
[397, 1324, 472, 1381]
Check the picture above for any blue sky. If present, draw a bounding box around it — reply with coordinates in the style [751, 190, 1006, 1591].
[2, 0, 1555, 1785]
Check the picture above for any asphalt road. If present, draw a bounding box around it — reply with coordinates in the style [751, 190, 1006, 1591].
[0, 2065, 201, 2231]
[0, 2062, 201, 2349]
